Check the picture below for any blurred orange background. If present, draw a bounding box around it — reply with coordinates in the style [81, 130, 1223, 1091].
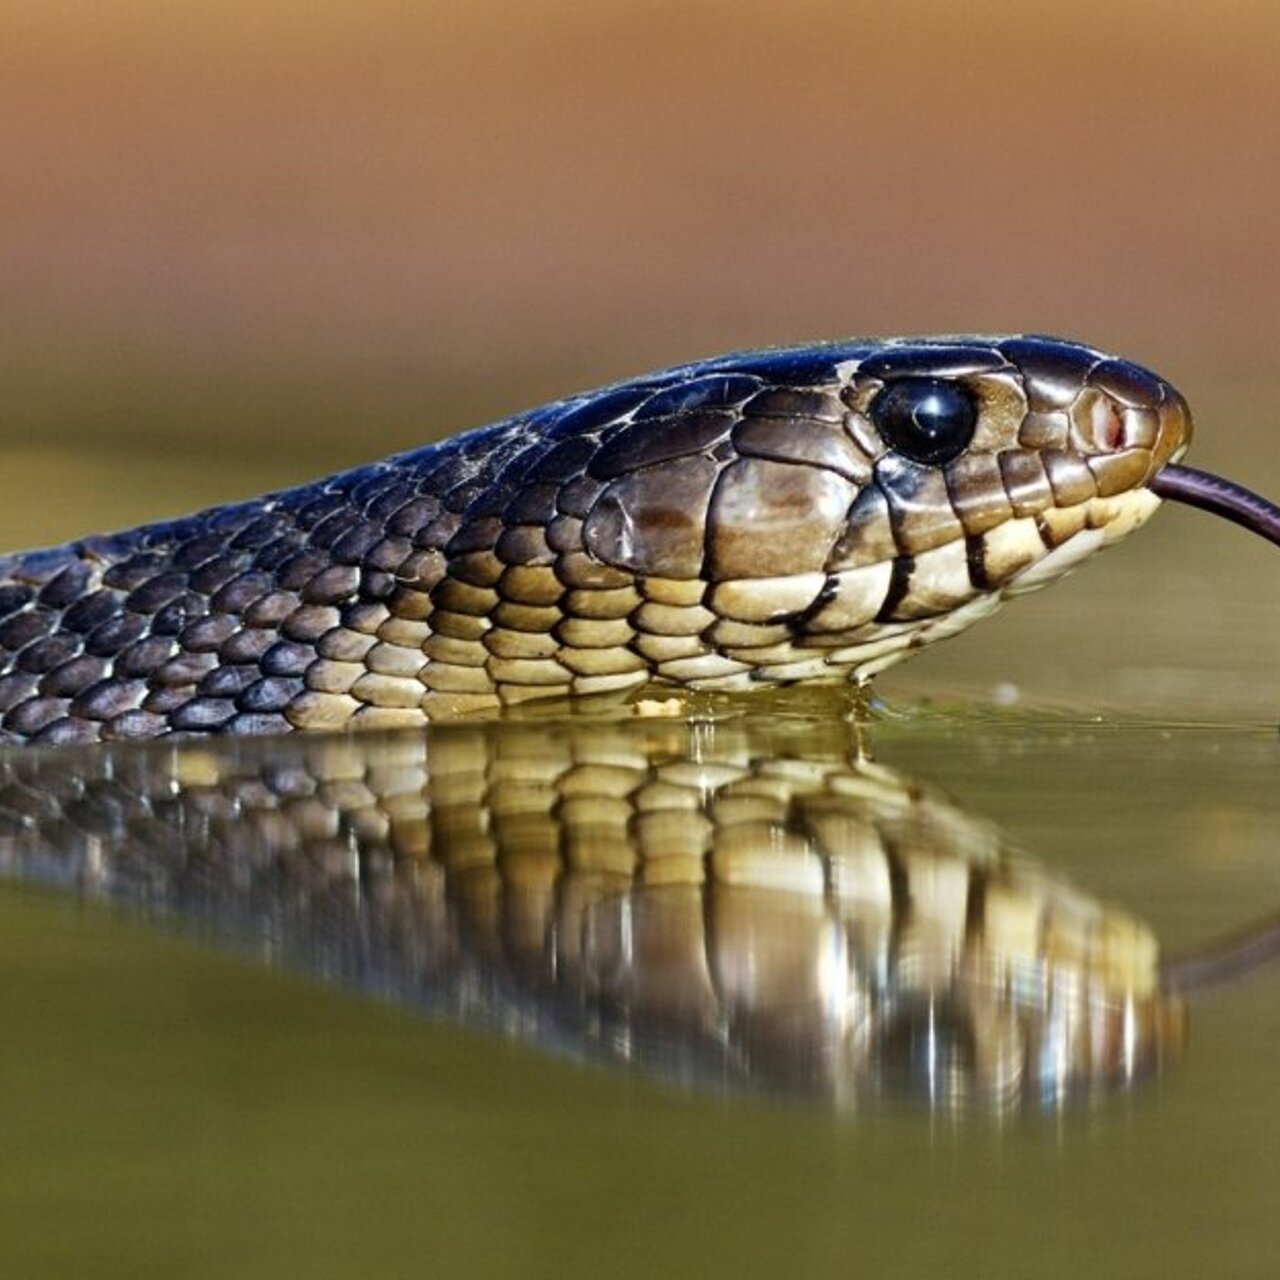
[3, 0, 1280, 719]
[3, 0, 1278, 460]
[6, 0, 1279, 716]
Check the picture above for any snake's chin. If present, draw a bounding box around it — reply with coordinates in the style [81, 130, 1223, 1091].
[847, 489, 1166, 683]
[1002, 490, 1162, 601]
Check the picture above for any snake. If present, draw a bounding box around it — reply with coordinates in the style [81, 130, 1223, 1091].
[1, 331, 1272, 746]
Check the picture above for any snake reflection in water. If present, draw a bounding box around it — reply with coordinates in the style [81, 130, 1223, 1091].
[0, 713, 1203, 1111]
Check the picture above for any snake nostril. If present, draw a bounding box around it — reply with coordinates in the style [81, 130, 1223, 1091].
[1090, 399, 1121, 450]
[1070, 389, 1128, 454]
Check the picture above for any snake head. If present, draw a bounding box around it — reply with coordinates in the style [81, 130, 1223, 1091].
[566, 335, 1193, 689]
[560, 335, 1187, 686]
[777, 336, 1194, 676]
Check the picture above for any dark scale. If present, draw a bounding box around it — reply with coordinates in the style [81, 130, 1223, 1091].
[0, 584, 34, 618]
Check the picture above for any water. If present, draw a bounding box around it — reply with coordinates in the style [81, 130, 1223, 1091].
[2, 421, 1280, 1278]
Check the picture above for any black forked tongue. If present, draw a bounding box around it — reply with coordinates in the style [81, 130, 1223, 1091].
[1150, 464, 1280, 550]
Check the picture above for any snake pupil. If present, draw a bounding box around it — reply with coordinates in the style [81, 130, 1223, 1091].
[869, 377, 978, 465]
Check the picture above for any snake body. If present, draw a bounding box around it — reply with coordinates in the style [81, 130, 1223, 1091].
[0, 336, 1191, 744]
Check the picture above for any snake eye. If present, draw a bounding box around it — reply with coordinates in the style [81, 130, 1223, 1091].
[869, 378, 978, 465]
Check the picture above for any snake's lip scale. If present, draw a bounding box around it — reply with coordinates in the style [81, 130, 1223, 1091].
[0, 333, 1251, 745]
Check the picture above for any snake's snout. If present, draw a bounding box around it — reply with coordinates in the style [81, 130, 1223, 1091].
[1055, 357, 1193, 498]
[1157, 386, 1192, 463]
[1152, 382, 1194, 470]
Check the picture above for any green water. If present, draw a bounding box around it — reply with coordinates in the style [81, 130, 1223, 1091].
[2, 391, 1280, 1279]
[0, 717, 1277, 1279]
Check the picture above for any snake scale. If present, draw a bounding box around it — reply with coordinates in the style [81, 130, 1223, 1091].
[0, 336, 1192, 744]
